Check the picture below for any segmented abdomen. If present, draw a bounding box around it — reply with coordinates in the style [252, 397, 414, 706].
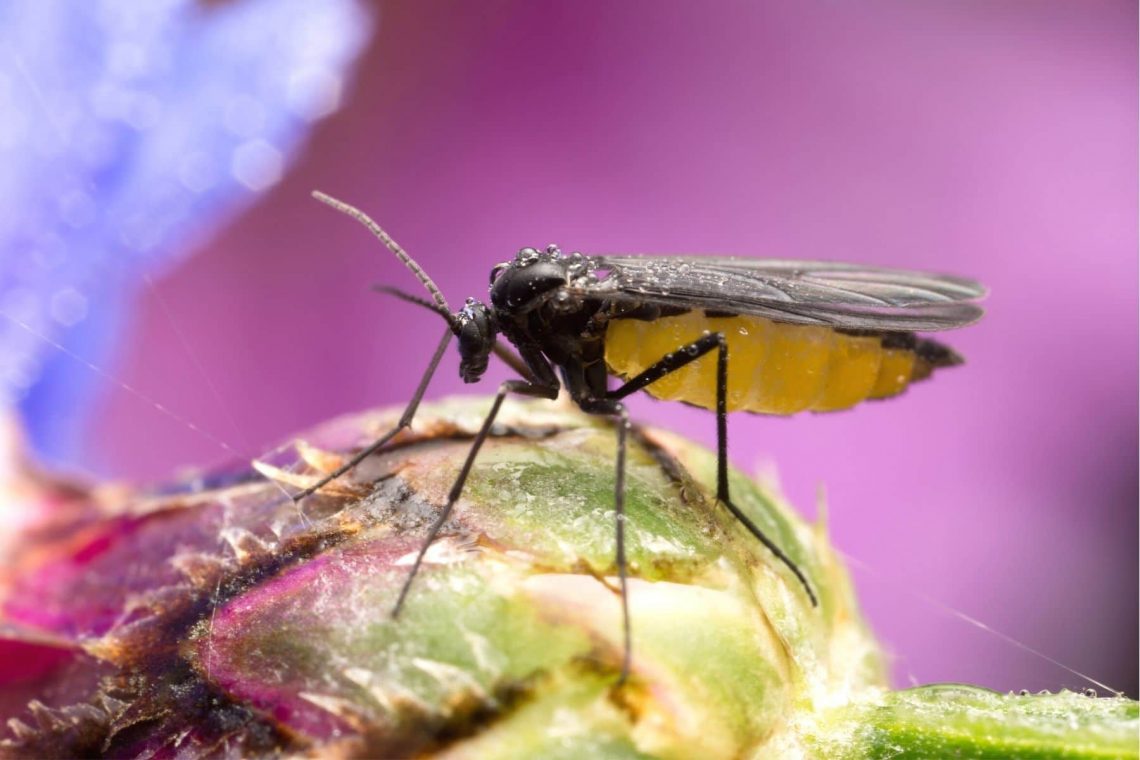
[604, 312, 941, 415]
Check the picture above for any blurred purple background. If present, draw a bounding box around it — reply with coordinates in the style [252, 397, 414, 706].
[45, 2, 1140, 696]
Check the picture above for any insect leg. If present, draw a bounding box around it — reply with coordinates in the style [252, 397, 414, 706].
[490, 343, 540, 384]
[607, 332, 721, 398]
[391, 379, 560, 617]
[290, 327, 452, 502]
[710, 334, 818, 607]
[608, 332, 818, 607]
[577, 397, 633, 684]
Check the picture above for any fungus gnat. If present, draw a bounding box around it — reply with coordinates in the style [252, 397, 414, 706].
[293, 191, 985, 684]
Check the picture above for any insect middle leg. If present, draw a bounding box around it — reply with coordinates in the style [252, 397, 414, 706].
[608, 331, 818, 607]
[576, 397, 633, 684]
[391, 378, 560, 616]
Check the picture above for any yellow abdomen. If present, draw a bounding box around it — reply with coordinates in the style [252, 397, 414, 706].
[604, 312, 925, 415]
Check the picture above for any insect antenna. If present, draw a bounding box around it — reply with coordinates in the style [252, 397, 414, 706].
[373, 283, 537, 384]
[372, 283, 445, 314]
[312, 191, 455, 327]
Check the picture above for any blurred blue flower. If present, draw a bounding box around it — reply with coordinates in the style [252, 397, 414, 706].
[0, 0, 373, 468]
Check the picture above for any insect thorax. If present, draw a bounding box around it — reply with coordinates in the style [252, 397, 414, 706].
[486, 248, 612, 397]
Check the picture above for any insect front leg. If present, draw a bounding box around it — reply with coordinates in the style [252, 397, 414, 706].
[289, 327, 453, 503]
[608, 331, 818, 607]
[391, 378, 560, 617]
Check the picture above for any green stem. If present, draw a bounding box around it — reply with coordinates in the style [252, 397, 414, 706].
[802, 684, 1138, 759]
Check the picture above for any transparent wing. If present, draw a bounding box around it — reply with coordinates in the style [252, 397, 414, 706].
[581, 255, 986, 331]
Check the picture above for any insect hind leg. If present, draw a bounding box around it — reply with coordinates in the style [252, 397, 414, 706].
[608, 331, 818, 607]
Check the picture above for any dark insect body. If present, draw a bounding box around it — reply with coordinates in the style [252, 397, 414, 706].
[296, 191, 985, 684]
